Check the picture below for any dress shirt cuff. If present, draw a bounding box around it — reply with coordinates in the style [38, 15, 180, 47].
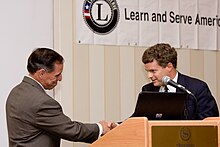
[96, 123, 103, 137]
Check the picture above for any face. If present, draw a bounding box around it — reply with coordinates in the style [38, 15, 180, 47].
[39, 62, 63, 90]
[144, 60, 169, 87]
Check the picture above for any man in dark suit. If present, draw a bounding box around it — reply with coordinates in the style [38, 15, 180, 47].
[6, 48, 115, 147]
[136, 43, 219, 120]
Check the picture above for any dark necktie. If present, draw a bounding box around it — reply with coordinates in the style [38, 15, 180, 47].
[164, 86, 169, 92]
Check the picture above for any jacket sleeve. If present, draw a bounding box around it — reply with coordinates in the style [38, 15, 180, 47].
[34, 98, 99, 143]
[191, 82, 219, 120]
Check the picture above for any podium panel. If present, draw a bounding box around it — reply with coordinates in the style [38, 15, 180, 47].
[152, 126, 217, 147]
[148, 118, 220, 147]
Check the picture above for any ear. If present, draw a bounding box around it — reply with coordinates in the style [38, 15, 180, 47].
[36, 69, 46, 78]
[166, 62, 174, 71]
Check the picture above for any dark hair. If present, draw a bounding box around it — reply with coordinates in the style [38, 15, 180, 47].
[27, 48, 64, 74]
[142, 43, 177, 68]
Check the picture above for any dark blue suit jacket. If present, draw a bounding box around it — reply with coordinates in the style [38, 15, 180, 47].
[141, 72, 219, 120]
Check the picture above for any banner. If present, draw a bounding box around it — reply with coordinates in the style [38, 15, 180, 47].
[75, 0, 220, 50]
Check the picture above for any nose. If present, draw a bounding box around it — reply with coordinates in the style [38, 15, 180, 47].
[147, 72, 153, 79]
[58, 74, 62, 81]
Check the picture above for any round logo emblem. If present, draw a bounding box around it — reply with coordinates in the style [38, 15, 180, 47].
[180, 127, 191, 141]
[83, 0, 120, 35]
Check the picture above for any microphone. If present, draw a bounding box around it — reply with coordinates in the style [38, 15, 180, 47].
[162, 76, 192, 94]
[162, 76, 198, 119]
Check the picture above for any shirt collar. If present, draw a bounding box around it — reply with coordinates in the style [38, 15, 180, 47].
[159, 72, 179, 92]
[26, 74, 46, 92]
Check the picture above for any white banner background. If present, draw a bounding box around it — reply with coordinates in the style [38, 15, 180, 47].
[76, 0, 220, 50]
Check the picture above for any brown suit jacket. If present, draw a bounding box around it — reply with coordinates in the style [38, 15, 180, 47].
[6, 76, 99, 147]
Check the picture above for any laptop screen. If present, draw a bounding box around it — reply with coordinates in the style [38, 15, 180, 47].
[132, 91, 187, 120]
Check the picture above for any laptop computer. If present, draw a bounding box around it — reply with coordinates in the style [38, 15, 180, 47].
[132, 91, 187, 120]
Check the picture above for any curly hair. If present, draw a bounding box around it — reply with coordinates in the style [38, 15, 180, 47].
[142, 43, 177, 68]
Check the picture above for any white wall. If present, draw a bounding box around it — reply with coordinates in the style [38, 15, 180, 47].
[0, 1, 53, 146]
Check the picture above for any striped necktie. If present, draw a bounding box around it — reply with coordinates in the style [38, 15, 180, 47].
[164, 86, 169, 92]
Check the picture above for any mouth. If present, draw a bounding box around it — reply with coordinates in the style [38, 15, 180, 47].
[151, 79, 157, 83]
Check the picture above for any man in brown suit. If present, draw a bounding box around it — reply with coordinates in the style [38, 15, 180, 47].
[6, 48, 115, 147]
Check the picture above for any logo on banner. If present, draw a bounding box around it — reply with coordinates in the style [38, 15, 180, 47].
[83, 0, 120, 35]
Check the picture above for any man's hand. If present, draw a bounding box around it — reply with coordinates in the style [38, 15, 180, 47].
[107, 121, 118, 130]
[99, 121, 110, 135]
[98, 121, 118, 135]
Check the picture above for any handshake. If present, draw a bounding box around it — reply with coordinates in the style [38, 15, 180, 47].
[98, 121, 118, 135]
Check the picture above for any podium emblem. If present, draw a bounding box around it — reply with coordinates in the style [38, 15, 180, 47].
[180, 127, 191, 141]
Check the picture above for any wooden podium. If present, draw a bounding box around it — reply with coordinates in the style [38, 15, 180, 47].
[90, 117, 220, 147]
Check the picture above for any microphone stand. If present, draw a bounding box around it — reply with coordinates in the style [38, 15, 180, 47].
[184, 92, 198, 120]
[189, 92, 198, 119]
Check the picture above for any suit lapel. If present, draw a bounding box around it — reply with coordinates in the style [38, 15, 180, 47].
[176, 72, 187, 93]
[149, 83, 160, 91]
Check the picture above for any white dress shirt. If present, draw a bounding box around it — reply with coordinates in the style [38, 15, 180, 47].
[159, 72, 178, 92]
